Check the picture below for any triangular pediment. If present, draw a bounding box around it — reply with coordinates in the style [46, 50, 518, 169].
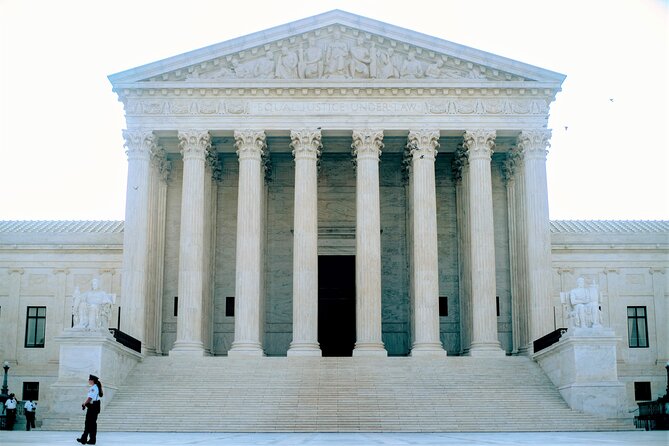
[109, 10, 564, 87]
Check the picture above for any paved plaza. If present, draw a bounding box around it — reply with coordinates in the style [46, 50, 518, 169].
[0, 431, 667, 446]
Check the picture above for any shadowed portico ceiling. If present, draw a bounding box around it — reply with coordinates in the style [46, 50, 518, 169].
[109, 10, 565, 89]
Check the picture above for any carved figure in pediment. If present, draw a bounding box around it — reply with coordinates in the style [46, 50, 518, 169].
[232, 58, 257, 79]
[400, 51, 423, 79]
[425, 59, 445, 78]
[298, 37, 324, 79]
[275, 46, 299, 79]
[349, 36, 372, 78]
[254, 51, 276, 78]
[188, 64, 235, 80]
[325, 31, 350, 78]
[375, 47, 396, 79]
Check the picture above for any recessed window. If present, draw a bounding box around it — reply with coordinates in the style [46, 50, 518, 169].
[627, 306, 649, 348]
[439, 296, 448, 317]
[496, 296, 500, 317]
[173, 297, 178, 317]
[23, 382, 39, 401]
[226, 297, 235, 317]
[25, 306, 46, 348]
[634, 382, 651, 401]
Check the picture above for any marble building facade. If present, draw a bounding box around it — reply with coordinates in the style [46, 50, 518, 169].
[0, 11, 667, 421]
[110, 10, 563, 359]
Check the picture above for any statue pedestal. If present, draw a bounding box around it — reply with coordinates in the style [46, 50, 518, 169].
[41, 329, 142, 429]
[534, 327, 626, 418]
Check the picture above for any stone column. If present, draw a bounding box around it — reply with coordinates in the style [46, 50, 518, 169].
[453, 146, 472, 354]
[407, 130, 446, 356]
[143, 145, 169, 355]
[148, 147, 171, 355]
[351, 130, 387, 356]
[463, 129, 504, 356]
[120, 129, 154, 345]
[517, 130, 553, 346]
[171, 130, 210, 356]
[203, 149, 221, 355]
[287, 129, 322, 357]
[229, 130, 267, 357]
[503, 147, 528, 354]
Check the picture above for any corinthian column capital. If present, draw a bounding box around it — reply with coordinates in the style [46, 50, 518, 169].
[517, 129, 551, 159]
[463, 129, 496, 160]
[407, 129, 439, 161]
[351, 130, 384, 160]
[290, 129, 322, 160]
[234, 130, 267, 161]
[178, 130, 211, 161]
[122, 129, 157, 161]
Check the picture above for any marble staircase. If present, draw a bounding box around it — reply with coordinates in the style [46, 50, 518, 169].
[58, 356, 633, 432]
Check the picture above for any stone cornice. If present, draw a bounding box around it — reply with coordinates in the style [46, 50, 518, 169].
[114, 84, 559, 101]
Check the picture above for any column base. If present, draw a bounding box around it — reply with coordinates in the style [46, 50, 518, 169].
[410, 343, 447, 357]
[170, 340, 206, 356]
[287, 341, 322, 357]
[353, 342, 387, 357]
[228, 341, 264, 357]
[467, 341, 506, 357]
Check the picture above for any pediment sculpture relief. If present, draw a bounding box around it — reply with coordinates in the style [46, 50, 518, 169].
[174, 30, 520, 82]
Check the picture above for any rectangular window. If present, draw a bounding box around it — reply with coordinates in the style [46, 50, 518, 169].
[226, 296, 235, 317]
[627, 306, 649, 348]
[634, 382, 651, 401]
[496, 296, 500, 317]
[439, 296, 448, 317]
[173, 297, 178, 317]
[25, 306, 46, 348]
[22, 382, 39, 401]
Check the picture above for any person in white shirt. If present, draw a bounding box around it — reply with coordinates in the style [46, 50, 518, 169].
[77, 374, 103, 445]
[4, 393, 17, 430]
[23, 399, 36, 430]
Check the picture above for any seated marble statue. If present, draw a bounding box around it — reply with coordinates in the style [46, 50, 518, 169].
[561, 277, 602, 329]
[72, 278, 116, 331]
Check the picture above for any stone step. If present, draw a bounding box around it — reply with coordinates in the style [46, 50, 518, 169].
[51, 356, 635, 432]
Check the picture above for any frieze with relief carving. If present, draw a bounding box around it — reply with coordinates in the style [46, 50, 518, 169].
[142, 28, 527, 83]
[124, 98, 548, 117]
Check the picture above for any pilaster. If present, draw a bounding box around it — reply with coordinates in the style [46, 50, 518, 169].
[229, 130, 267, 357]
[406, 130, 446, 356]
[351, 130, 387, 356]
[5, 268, 24, 364]
[287, 129, 322, 356]
[463, 129, 504, 356]
[650, 268, 668, 362]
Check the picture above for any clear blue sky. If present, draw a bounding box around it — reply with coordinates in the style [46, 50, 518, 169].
[1, 0, 667, 220]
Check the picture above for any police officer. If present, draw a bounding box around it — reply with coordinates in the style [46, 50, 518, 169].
[4, 393, 17, 430]
[77, 374, 102, 445]
[24, 399, 36, 430]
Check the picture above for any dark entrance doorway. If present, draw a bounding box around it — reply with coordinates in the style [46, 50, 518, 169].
[318, 255, 356, 356]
